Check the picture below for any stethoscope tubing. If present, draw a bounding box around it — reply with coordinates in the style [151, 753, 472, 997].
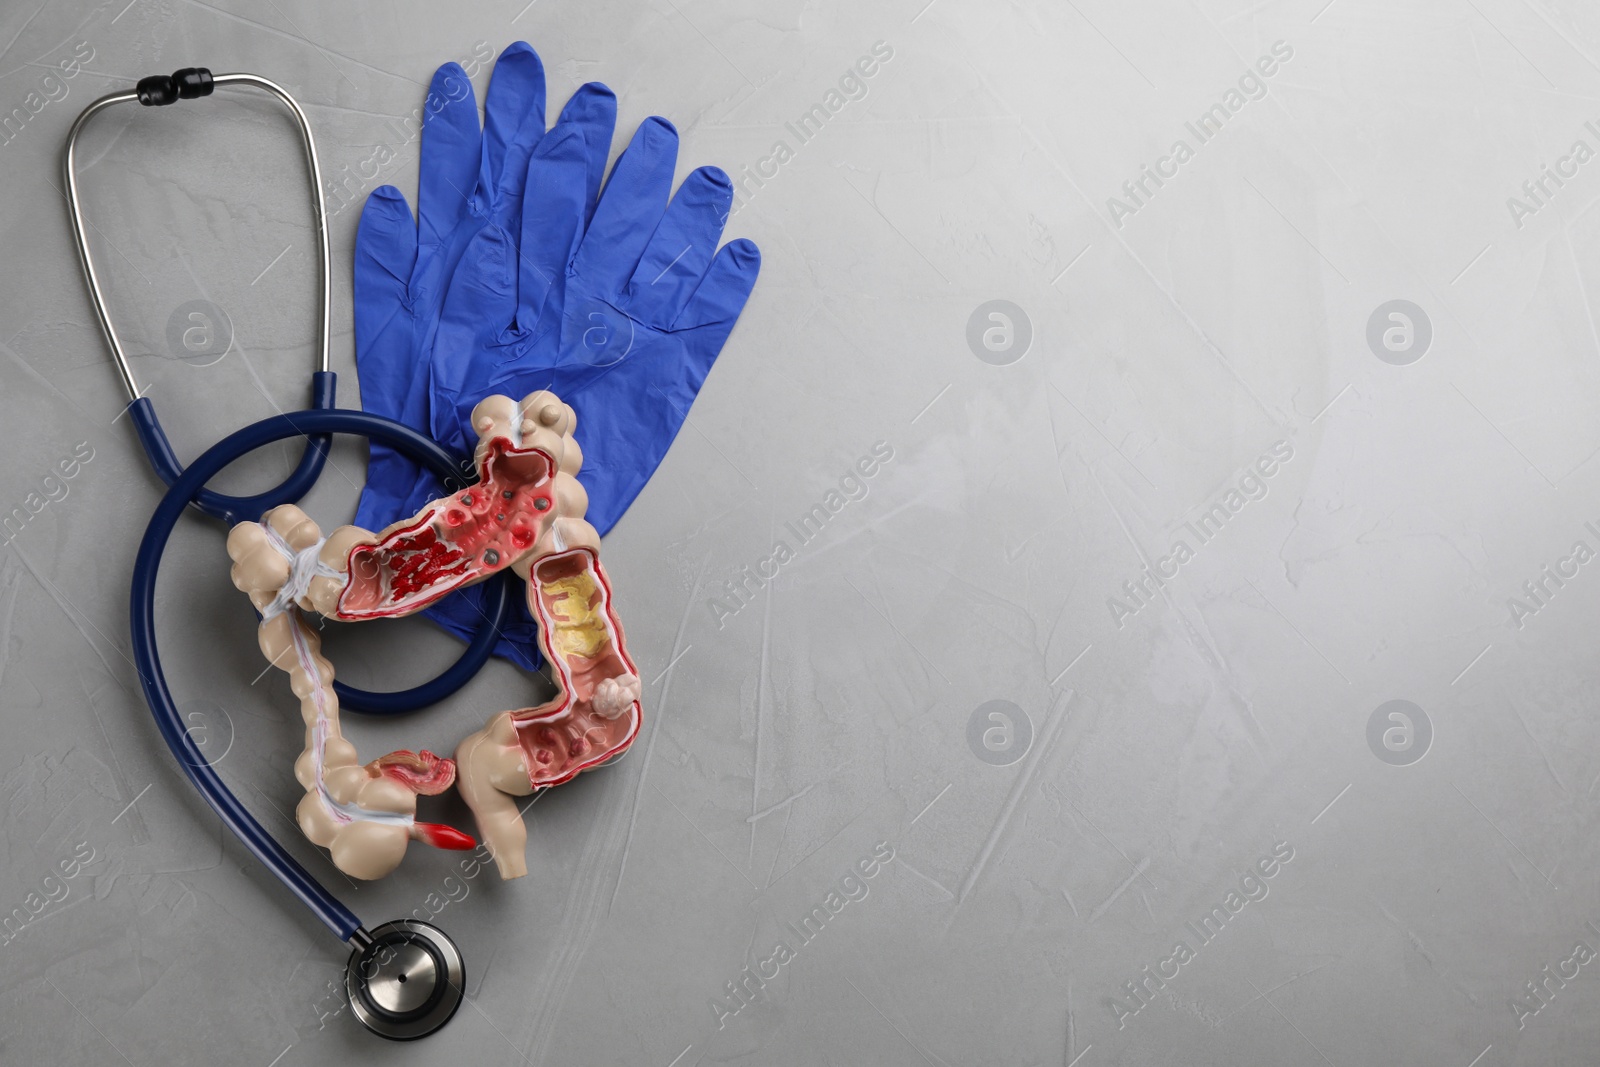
[124, 375, 336, 526]
[64, 72, 331, 392]
[130, 407, 504, 942]
[81, 69, 498, 1035]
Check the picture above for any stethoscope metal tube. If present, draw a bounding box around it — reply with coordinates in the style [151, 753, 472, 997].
[65, 71, 332, 394]
[130, 407, 478, 1038]
[66, 68, 513, 716]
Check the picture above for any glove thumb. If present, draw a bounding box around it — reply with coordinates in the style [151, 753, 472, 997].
[354, 185, 418, 348]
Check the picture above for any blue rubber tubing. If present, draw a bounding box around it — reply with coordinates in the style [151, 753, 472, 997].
[128, 371, 338, 526]
[130, 407, 510, 941]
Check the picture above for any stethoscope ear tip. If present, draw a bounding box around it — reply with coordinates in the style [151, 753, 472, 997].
[345, 919, 464, 1040]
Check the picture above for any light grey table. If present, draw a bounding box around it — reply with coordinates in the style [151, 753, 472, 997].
[2, 0, 1596, 1063]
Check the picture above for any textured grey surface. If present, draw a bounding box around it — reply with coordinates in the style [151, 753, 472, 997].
[2, 0, 1598, 1063]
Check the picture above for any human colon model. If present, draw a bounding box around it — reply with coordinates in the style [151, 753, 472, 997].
[226, 392, 642, 881]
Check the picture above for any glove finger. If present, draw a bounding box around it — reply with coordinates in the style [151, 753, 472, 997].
[672, 237, 761, 333]
[481, 41, 547, 224]
[355, 187, 432, 519]
[567, 377, 673, 536]
[355, 185, 431, 449]
[570, 117, 679, 293]
[517, 83, 617, 328]
[559, 82, 619, 230]
[624, 166, 733, 329]
[354, 185, 418, 387]
[430, 225, 520, 455]
[514, 124, 585, 330]
[416, 62, 482, 270]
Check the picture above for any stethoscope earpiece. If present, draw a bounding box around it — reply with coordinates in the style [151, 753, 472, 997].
[346, 920, 465, 1041]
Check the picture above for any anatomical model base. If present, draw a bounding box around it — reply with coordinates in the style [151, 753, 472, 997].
[227, 392, 642, 881]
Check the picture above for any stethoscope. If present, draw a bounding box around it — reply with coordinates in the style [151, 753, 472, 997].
[65, 68, 509, 1038]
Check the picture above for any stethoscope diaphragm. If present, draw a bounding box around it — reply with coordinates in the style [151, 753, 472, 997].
[345, 920, 465, 1040]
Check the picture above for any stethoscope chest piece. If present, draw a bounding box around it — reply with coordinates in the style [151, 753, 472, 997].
[346, 920, 465, 1040]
